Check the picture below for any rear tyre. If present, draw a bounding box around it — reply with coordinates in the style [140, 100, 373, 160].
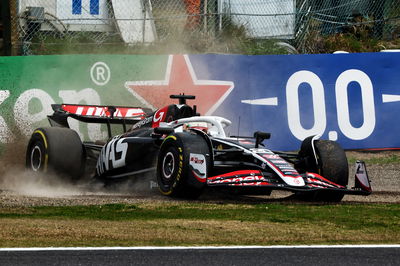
[157, 132, 210, 199]
[26, 127, 85, 180]
[298, 139, 348, 202]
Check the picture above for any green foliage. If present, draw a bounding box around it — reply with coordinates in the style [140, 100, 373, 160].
[23, 13, 295, 55]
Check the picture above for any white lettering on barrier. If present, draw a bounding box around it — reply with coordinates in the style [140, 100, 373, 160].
[0, 90, 13, 143]
[335, 70, 376, 140]
[286, 69, 376, 141]
[286, 70, 327, 140]
[0, 88, 106, 144]
[13, 89, 55, 136]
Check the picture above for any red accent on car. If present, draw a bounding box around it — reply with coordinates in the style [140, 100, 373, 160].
[61, 104, 146, 119]
[306, 172, 345, 188]
[152, 106, 169, 128]
[191, 170, 206, 183]
[207, 170, 270, 186]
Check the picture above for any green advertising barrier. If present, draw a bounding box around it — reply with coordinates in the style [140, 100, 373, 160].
[0, 54, 168, 145]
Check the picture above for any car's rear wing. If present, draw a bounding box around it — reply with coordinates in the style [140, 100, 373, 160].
[48, 104, 153, 136]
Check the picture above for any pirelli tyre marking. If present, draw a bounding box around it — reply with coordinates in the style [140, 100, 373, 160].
[173, 148, 184, 190]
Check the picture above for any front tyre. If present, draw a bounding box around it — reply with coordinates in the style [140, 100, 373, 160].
[26, 127, 85, 180]
[157, 133, 210, 199]
[298, 139, 348, 202]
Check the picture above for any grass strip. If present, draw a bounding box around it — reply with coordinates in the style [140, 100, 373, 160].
[348, 154, 400, 165]
[0, 203, 399, 247]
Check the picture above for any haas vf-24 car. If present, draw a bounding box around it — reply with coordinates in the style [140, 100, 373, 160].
[26, 94, 372, 201]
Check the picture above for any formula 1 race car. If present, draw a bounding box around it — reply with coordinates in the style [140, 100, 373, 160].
[26, 94, 372, 202]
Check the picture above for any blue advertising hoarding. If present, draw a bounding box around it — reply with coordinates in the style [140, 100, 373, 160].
[187, 52, 400, 150]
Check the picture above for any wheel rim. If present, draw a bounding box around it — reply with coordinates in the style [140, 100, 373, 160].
[30, 145, 42, 171]
[162, 152, 175, 179]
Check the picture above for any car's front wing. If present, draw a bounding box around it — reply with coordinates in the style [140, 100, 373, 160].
[206, 161, 372, 196]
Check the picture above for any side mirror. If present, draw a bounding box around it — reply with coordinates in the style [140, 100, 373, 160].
[254, 131, 271, 148]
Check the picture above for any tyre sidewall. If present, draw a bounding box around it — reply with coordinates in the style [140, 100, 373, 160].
[26, 132, 48, 173]
[26, 128, 84, 180]
[157, 133, 210, 198]
[157, 136, 185, 196]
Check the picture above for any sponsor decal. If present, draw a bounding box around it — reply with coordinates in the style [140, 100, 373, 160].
[131, 116, 153, 130]
[284, 171, 298, 176]
[269, 159, 287, 164]
[152, 106, 168, 128]
[189, 153, 207, 181]
[61, 104, 146, 118]
[207, 170, 268, 186]
[278, 166, 296, 170]
[191, 157, 204, 164]
[262, 154, 280, 159]
[261, 156, 304, 186]
[252, 149, 273, 154]
[96, 135, 128, 175]
[208, 175, 267, 186]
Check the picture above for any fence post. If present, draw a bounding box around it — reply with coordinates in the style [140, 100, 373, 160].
[9, 0, 18, 55]
[372, 0, 385, 39]
[1, 0, 11, 55]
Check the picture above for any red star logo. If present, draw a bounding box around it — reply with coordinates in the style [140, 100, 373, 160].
[125, 55, 234, 115]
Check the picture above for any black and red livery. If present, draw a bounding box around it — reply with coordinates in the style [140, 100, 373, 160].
[26, 95, 372, 201]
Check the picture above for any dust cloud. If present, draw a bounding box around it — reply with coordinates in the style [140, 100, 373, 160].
[0, 141, 159, 198]
[0, 140, 89, 197]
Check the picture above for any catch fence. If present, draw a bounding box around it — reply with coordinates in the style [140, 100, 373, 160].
[6, 0, 400, 55]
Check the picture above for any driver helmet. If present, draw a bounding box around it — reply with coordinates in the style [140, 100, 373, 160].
[184, 122, 208, 133]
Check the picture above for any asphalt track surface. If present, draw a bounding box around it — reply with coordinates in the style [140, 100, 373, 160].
[1, 246, 399, 266]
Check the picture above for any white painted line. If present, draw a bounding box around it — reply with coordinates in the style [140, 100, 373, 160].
[1, 245, 400, 252]
[382, 94, 400, 103]
[241, 97, 278, 106]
